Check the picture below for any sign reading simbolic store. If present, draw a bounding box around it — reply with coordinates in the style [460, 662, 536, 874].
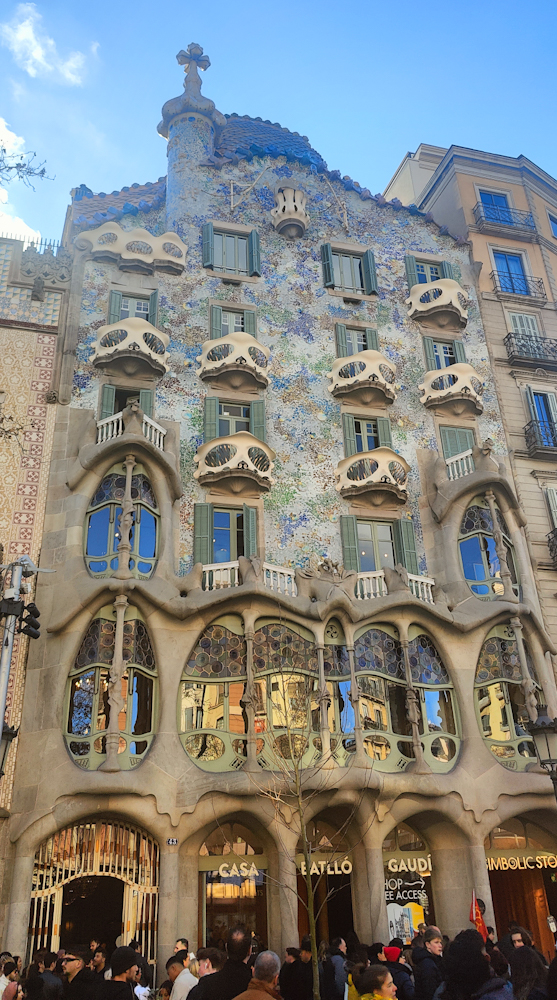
[486, 852, 557, 871]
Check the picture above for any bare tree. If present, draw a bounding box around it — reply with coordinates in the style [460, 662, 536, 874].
[0, 145, 49, 188]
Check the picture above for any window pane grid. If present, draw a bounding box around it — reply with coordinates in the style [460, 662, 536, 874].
[332, 252, 364, 292]
[214, 232, 248, 275]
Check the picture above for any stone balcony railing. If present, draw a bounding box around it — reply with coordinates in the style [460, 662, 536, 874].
[419, 363, 484, 416]
[197, 331, 270, 392]
[76, 221, 187, 275]
[445, 449, 475, 481]
[92, 317, 169, 377]
[334, 447, 410, 506]
[96, 411, 167, 451]
[327, 350, 397, 406]
[194, 431, 275, 496]
[406, 279, 468, 331]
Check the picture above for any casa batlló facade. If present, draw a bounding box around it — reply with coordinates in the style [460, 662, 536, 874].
[2, 45, 557, 971]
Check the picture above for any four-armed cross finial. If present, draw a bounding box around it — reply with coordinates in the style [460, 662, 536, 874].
[176, 43, 211, 97]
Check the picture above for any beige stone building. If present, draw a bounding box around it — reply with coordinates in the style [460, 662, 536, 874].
[3, 53, 557, 975]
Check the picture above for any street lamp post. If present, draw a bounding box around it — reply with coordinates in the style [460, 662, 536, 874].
[526, 715, 557, 802]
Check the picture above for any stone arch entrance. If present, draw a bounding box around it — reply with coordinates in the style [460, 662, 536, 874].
[29, 819, 159, 962]
[296, 815, 355, 944]
[198, 820, 268, 949]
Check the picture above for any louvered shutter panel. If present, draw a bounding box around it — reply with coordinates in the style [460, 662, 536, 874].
[193, 503, 213, 565]
[148, 290, 158, 327]
[250, 400, 266, 442]
[423, 337, 437, 371]
[139, 390, 153, 418]
[547, 394, 557, 426]
[210, 305, 222, 340]
[340, 515, 359, 572]
[100, 384, 116, 420]
[511, 313, 539, 337]
[108, 290, 122, 324]
[440, 426, 475, 458]
[525, 386, 537, 420]
[365, 328, 379, 351]
[453, 340, 467, 363]
[393, 518, 419, 574]
[243, 505, 257, 558]
[440, 261, 455, 281]
[203, 396, 219, 443]
[547, 489, 557, 529]
[342, 413, 357, 457]
[248, 230, 261, 276]
[321, 244, 334, 287]
[202, 222, 214, 269]
[362, 249, 378, 295]
[376, 418, 393, 448]
[405, 255, 418, 290]
[244, 310, 257, 337]
[335, 324, 348, 358]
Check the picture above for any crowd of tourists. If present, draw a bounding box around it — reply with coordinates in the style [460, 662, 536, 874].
[2, 920, 557, 1000]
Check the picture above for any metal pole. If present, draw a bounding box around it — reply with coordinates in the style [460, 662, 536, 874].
[0, 561, 23, 731]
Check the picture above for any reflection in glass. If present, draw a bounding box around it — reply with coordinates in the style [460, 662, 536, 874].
[68, 670, 94, 735]
[424, 690, 456, 735]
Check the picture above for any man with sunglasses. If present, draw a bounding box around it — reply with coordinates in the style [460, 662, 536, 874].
[61, 952, 96, 998]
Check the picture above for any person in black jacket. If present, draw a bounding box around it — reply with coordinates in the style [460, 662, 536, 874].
[198, 924, 252, 1000]
[412, 928, 443, 1000]
[61, 952, 97, 999]
[279, 936, 314, 1000]
[41, 952, 63, 999]
[384, 946, 415, 1000]
[97, 947, 139, 999]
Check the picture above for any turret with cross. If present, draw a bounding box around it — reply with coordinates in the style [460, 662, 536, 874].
[158, 41, 225, 138]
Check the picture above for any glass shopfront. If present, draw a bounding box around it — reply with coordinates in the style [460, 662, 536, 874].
[198, 824, 268, 949]
[383, 824, 435, 943]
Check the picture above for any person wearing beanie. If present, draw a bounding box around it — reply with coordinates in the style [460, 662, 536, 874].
[97, 948, 139, 999]
[384, 947, 415, 1000]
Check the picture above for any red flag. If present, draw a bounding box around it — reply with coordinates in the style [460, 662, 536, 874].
[470, 890, 488, 942]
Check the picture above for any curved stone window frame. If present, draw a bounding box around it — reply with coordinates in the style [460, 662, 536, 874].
[84, 463, 159, 579]
[64, 605, 158, 771]
[458, 495, 518, 600]
[474, 624, 540, 771]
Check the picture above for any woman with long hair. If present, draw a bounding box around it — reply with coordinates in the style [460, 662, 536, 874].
[510, 947, 547, 1000]
[440, 929, 512, 1000]
[353, 964, 397, 1000]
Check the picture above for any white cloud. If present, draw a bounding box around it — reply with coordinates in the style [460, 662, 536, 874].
[0, 118, 25, 155]
[0, 3, 86, 85]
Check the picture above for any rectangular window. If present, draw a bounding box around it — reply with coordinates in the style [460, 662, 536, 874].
[423, 336, 465, 371]
[480, 191, 512, 224]
[354, 418, 378, 453]
[440, 426, 475, 459]
[213, 508, 245, 563]
[222, 310, 244, 336]
[346, 328, 368, 354]
[194, 503, 257, 564]
[120, 296, 149, 320]
[357, 520, 396, 573]
[531, 391, 557, 446]
[493, 251, 528, 294]
[549, 214, 557, 239]
[332, 252, 364, 293]
[214, 231, 248, 275]
[416, 261, 442, 284]
[218, 402, 251, 436]
[322, 245, 377, 294]
[509, 313, 540, 337]
[433, 341, 456, 369]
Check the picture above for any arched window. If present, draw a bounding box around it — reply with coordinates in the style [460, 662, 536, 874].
[64, 606, 157, 770]
[475, 625, 539, 769]
[382, 823, 427, 853]
[459, 496, 518, 599]
[84, 465, 158, 578]
[179, 618, 248, 771]
[353, 624, 459, 771]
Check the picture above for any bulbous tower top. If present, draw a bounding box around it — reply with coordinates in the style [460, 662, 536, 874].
[157, 43, 226, 138]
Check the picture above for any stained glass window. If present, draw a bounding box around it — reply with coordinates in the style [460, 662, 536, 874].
[85, 469, 158, 579]
[408, 635, 449, 684]
[474, 628, 538, 768]
[323, 645, 351, 676]
[354, 628, 405, 680]
[459, 498, 518, 599]
[185, 625, 247, 678]
[253, 624, 318, 674]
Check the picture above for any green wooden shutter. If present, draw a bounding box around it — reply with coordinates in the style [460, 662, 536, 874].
[335, 324, 348, 357]
[342, 413, 357, 457]
[243, 504, 257, 558]
[108, 290, 122, 325]
[453, 340, 466, 363]
[362, 250, 378, 295]
[439, 426, 475, 458]
[139, 390, 153, 418]
[340, 515, 359, 572]
[321, 244, 334, 287]
[526, 386, 537, 420]
[440, 261, 455, 281]
[250, 400, 266, 442]
[365, 328, 379, 351]
[148, 290, 158, 327]
[210, 305, 222, 340]
[423, 337, 436, 371]
[100, 384, 116, 420]
[393, 518, 419, 575]
[546, 489, 557, 529]
[243, 310, 257, 337]
[376, 417, 393, 448]
[248, 230, 261, 276]
[204, 396, 219, 443]
[202, 222, 214, 269]
[193, 503, 213, 565]
[405, 255, 418, 290]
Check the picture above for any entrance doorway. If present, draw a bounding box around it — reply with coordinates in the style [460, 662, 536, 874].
[198, 822, 268, 949]
[61, 876, 124, 955]
[297, 872, 354, 943]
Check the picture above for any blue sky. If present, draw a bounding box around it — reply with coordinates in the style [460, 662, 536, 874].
[1, 0, 556, 240]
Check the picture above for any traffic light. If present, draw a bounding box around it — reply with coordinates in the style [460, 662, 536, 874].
[18, 602, 40, 639]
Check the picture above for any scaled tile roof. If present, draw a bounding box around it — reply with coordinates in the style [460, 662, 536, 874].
[72, 179, 166, 227]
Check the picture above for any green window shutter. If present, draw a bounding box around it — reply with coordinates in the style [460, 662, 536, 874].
[250, 400, 266, 442]
[453, 340, 466, 363]
[440, 261, 455, 281]
[340, 515, 359, 572]
[376, 417, 393, 448]
[405, 255, 418, 290]
[365, 328, 379, 351]
[440, 426, 475, 458]
[423, 337, 436, 371]
[243, 310, 257, 337]
[248, 230, 261, 276]
[108, 290, 122, 325]
[204, 396, 219, 443]
[210, 305, 223, 340]
[362, 249, 378, 295]
[243, 504, 257, 558]
[202, 222, 214, 269]
[193, 503, 213, 565]
[526, 386, 537, 420]
[393, 518, 419, 575]
[321, 244, 334, 288]
[148, 290, 158, 327]
[100, 384, 116, 420]
[342, 413, 357, 457]
[546, 489, 557, 529]
[139, 390, 153, 418]
[335, 324, 348, 358]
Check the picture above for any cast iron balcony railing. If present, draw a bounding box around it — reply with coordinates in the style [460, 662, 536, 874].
[473, 202, 535, 232]
[491, 270, 546, 299]
[504, 332, 557, 367]
[547, 527, 557, 568]
[524, 419, 557, 454]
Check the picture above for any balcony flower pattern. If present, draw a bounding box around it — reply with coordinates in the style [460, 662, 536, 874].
[76, 221, 187, 274]
[327, 350, 397, 406]
[406, 278, 468, 331]
[419, 363, 484, 416]
[92, 317, 169, 377]
[334, 446, 410, 506]
[197, 331, 270, 391]
[194, 430, 275, 496]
